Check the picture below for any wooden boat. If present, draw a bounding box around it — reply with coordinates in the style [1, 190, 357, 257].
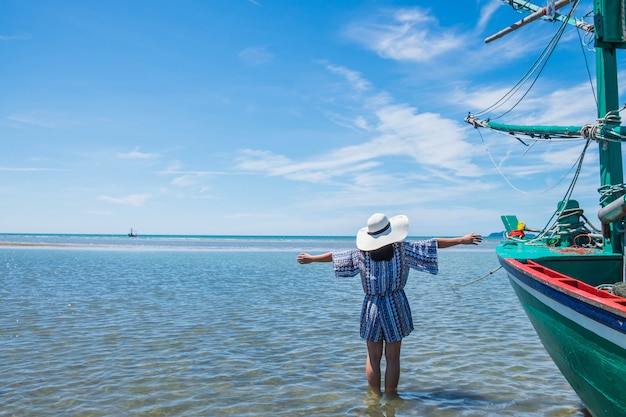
[128, 228, 137, 237]
[466, 1, 626, 416]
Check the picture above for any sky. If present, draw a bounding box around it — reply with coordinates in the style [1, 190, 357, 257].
[1, 0, 624, 236]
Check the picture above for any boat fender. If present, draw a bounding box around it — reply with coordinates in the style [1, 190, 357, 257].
[598, 195, 626, 224]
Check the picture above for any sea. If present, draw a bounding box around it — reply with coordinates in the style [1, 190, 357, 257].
[0, 234, 589, 417]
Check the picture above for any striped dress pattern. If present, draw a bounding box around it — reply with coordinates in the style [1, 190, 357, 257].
[332, 239, 438, 342]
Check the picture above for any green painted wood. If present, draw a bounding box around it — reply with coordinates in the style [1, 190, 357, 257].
[509, 276, 626, 417]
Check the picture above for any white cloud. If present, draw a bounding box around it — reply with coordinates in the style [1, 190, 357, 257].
[171, 173, 212, 188]
[476, 0, 502, 34]
[116, 148, 160, 160]
[325, 64, 372, 92]
[354, 116, 371, 130]
[371, 105, 480, 176]
[235, 104, 479, 182]
[343, 7, 463, 62]
[98, 194, 151, 206]
[235, 60, 480, 182]
[515, 84, 597, 126]
[158, 169, 224, 190]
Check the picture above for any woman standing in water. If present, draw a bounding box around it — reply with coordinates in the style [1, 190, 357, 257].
[296, 213, 482, 395]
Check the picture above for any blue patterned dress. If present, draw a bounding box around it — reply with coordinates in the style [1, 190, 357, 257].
[332, 240, 438, 343]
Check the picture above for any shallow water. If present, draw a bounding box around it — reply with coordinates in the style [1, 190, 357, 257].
[0, 236, 588, 416]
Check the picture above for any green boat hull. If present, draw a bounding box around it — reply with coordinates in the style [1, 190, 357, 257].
[499, 252, 626, 417]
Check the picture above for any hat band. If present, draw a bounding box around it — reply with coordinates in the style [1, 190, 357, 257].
[368, 222, 390, 236]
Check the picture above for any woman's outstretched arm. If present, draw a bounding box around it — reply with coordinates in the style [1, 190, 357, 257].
[296, 252, 333, 264]
[436, 233, 482, 248]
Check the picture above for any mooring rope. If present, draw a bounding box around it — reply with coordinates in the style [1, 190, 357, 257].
[451, 266, 503, 289]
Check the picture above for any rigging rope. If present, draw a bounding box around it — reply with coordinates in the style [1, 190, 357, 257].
[471, 2, 617, 244]
[575, 12, 597, 106]
[473, 0, 581, 119]
[525, 138, 594, 241]
[477, 127, 589, 195]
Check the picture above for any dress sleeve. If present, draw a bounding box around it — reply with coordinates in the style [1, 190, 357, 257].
[332, 249, 361, 277]
[403, 239, 438, 275]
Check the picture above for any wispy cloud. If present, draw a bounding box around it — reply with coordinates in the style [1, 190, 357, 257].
[8, 113, 61, 128]
[235, 148, 381, 182]
[170, 172, 212, 188]
[116, 148, 160, 160]
[235, 63, 480, 182]
[98, 194, 151, 206]
[158, 168, 225, 192]
[0, 34, 31, 41]
[343, 7, 463, 62]
[476, 0, 502, 34]
[325, 64, 372, 92]
[238, 46, 274, 66]
[343, 4, 551, 76]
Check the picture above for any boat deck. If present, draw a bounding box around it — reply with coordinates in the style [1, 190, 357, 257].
[496, 239, 623, 286]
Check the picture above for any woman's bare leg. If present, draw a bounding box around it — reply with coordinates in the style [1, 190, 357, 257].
[384, 340, 402, 394]
[366, 340, 384, 394]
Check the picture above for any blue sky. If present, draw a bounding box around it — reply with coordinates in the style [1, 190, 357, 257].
[1, 0, 622, 236]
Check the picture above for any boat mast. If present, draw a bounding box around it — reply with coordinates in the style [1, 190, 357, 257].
[469, 0, 626, 253]
[595, 0, 625, 253]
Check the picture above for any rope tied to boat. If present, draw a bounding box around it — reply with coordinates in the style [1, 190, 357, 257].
[582, 106, 626, 143]
[602, 108, 622, 125]
[580, 123, 597, 140]
[599, 184, 626, 206]
[451, 266, 503, 290]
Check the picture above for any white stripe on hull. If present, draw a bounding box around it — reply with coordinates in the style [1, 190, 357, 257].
[508, 273, 626, 351]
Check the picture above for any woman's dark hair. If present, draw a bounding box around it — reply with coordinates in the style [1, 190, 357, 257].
[370, 243, 395, 262]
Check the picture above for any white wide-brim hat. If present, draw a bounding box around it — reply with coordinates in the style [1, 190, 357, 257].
[356, 213, 409, 251]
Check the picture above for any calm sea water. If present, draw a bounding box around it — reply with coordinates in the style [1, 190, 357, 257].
[0, 235, 588, 417]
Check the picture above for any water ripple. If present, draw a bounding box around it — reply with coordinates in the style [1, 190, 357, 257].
[0, 247, 587, 416]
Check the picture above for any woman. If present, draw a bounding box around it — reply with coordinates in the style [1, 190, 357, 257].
[296, 213, 482, 395]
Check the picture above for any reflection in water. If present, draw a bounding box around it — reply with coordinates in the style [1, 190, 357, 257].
[364, 391, 400, 417]
[362, 387, 589, 417]
[401, 388, 498, 408]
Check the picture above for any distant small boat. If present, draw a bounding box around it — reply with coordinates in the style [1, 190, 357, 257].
[128, 228, 137, 237]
